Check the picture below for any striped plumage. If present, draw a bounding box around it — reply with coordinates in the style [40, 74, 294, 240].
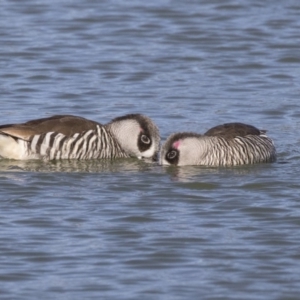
[0, 114, 160, 161]
[160, 122, 276, 166]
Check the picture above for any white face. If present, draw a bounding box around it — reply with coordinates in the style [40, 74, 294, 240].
[109, 117, 160, 160]
[161, 136, 205, 166]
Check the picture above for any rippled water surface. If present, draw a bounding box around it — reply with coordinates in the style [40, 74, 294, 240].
[1, 0, 300, 299]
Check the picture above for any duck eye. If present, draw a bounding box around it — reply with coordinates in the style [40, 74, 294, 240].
[167, 150, 177, 160]
[141, 134, 151, 144]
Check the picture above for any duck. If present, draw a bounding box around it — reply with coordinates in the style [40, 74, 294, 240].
[160, 122, 276, 166]
[0, 114, 160, 161]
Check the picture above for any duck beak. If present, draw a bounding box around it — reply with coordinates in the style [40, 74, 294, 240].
[152, 152, 159, 162]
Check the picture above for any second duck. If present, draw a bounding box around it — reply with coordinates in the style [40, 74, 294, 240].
[160, 122, 276, 166]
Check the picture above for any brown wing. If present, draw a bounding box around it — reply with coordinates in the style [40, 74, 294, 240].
[204, 122, 262, 138]
[0, 115, 101, 140]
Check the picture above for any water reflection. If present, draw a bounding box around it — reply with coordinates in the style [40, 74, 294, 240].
[162, 163, 276, 182]
[0, 158, 155, 173]
[0, 157, 278, 183]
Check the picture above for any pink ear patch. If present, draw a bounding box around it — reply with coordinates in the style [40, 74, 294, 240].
[172, 140, 181, 149]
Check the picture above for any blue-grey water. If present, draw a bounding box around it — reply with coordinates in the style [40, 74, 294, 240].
[1, 0, 300, 299]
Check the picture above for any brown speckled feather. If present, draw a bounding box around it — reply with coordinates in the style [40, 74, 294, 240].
[204, 122, 262, 138]
[0, 115, 101, 140]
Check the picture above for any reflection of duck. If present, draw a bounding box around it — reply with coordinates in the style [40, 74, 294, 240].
[0, 114, 160, 161]
[0, 158, 155, 173]
[160, 122, 276, 166]
[163, 162, 274, 183]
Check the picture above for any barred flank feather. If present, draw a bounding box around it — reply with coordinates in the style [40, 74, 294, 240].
[203, 135, 276, 166]
[27, 126, 129, 160]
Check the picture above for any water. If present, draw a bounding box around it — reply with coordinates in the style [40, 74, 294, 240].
[1, 0, 300, 299]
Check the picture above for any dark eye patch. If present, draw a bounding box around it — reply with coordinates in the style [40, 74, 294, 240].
[138, 133, 152, 152]
[141, 134, 151, 144]
[165, 148, 179, 165]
